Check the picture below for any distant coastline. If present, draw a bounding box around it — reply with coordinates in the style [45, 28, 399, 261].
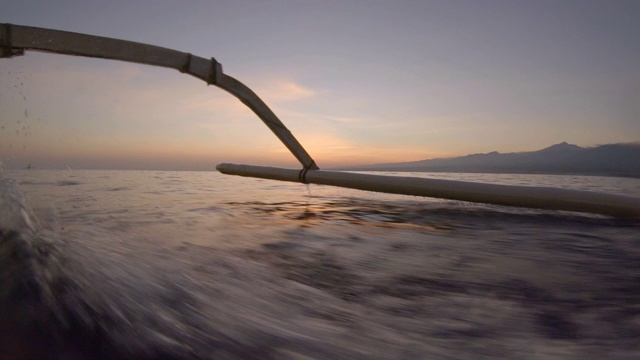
[337, 142, 640, 179]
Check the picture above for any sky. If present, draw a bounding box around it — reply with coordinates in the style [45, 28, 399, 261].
[1, 0, 639, 170]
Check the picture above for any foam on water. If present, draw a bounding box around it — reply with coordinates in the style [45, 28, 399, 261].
[0, 178, 37, 231]
[1, 170, 639, 359]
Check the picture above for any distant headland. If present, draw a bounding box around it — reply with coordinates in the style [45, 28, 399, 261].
[339, 142, 640, 178]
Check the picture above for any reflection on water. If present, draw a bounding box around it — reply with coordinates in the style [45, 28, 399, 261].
[1, 169, 639, 359]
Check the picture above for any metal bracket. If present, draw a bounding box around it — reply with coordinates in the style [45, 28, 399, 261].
[0, 24, 25, 58]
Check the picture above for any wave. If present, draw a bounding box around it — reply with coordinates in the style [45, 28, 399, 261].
[0, 179, 349, 359]
[0, 179, 190, 359]
[2, 175, 639, 359]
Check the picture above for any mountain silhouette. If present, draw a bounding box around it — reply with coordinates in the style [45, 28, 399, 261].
[343, 142, 640, 178]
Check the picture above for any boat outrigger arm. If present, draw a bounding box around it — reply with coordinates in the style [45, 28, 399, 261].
[2, 24, 639, 218]
[0, 23, 318, 171]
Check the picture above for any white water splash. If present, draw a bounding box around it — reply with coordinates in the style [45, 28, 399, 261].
[0, 177, 37, 232]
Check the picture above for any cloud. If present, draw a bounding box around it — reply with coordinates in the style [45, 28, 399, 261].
[279, 110, 359, 125]
[273, 81, 316, 101]
[180, 91, 255, 118]
[257, 79, 317, 103]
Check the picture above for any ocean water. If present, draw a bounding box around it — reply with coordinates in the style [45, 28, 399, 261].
[1, 169, 639, 359]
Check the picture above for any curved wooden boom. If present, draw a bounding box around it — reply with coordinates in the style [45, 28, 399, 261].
[3, 24, 639, 218]
[0, 23, 318, 170]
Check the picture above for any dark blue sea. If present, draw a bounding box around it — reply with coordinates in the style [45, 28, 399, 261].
[1, 169, 639, 359]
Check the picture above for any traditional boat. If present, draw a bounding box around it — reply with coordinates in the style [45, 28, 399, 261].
[2, 24, 639, 218]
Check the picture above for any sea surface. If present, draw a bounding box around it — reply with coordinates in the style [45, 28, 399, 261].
[1, 169, 639, 359]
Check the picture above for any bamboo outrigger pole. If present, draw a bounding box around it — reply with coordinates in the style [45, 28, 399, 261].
[217, 163, 640, 219]
[2, 24, 639, 218]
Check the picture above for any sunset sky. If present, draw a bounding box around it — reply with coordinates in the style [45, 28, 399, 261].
[1, 0, 639, 170]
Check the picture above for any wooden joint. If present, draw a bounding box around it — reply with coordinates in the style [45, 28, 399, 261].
[0, 24, 24, 58]
[298, 162, 318, 183]
[207, 57, 222, 85]
[179, 53, 192, 73]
